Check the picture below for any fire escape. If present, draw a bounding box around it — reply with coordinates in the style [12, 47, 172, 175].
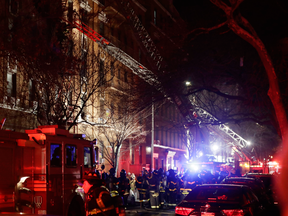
[63, 0, 252, 163]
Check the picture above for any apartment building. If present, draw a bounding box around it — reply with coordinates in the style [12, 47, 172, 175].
[0, 0, 188, 175]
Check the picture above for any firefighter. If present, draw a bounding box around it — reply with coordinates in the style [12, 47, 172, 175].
[166, 169, 179, 207]
[118, 169, 130, 207]
[158, 168, 166, 208]
[106, 168, 119, 197]
[15, 176, 33, 212]
[101, 164, 108, 182]
[83, 171, 116, 216]
[142, 169, 150, 201]
[178, 171, 187, 203]
[218, 167, 229, 183]
[148, 170, 160, 209]
[135, 172, 147, 208]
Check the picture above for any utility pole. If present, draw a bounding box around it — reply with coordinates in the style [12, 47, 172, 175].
[151, 102, 154, 171]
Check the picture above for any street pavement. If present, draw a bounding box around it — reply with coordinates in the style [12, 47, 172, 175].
[126, 204, 175, 216]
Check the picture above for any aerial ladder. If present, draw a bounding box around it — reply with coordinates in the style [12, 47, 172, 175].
[62, 1, 252, 163]
[114, 0, 253, 163]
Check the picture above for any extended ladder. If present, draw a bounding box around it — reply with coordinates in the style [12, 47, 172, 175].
[63, 8, 251, 162]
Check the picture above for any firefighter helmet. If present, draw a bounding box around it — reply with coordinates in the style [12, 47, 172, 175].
[120, 169, 126, 178]
[84, 171, 102, 186]
[153, 170, 158, 175]
[109, 168, 116, 176]
[86, 186, 116, 215]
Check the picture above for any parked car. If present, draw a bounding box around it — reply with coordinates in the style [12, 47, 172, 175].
[220, 177, 272, 208]
[243, 173, 278, 204]
[175, 184, 264, 216]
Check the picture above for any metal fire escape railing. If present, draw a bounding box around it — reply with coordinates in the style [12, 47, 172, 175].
[118, 0, 164, 72]
[63, 1, 252, 162]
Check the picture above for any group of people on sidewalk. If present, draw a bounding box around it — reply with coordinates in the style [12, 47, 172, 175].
[82, 165, 240, 215]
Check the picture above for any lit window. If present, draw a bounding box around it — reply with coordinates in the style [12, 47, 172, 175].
[154, 9, 157, 25]
[7, 73, 16, 97]
[28, 79, 36, 102]
[51, 144, 61, 167]
[66, 145, 77, 166]
[84, 147, 92, 168]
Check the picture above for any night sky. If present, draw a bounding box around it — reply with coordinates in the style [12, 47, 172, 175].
[170, 0, 288, 155]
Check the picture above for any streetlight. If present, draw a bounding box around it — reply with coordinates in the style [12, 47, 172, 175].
[185, 81, 192, 86]
[211, 144, 219, 151]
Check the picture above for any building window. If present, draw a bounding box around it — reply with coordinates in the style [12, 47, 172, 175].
[84, 147, 92, 168]
[66, 145, 77, 166]
[154, 9, 157, 25]
[155, 128, 159, 140]
[99, 21, 104, 36]
[124, 70, 128, 82]
[118, 30, 121, 41]
[99, 60, 105, 85]
[9, 0, 19, 15]
[130, 73, 134, 86]
[29, 79, 36, 102]
[81, 50, 87, 78]
[110, 62, 115, 76]
[139, 145, 142, 164]
[155, 158, 158, 170]
[174, 133, 176, 148]
[94, 146, 99, 164]
[111, 26, 114, 36]
[100, 99, 105, 118]
[131, 146, 135, 164]
[124, 36, 127, 48]
[67, 90, 72, 106]
[118, 69, 121, 85]
[161, 127, 163, 144]
[7, 72, 16, 97]
[50, 144, 61, 167]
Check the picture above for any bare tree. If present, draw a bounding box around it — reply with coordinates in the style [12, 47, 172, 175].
[183, 0, 287, 138]
[0, 0, 114, 129]
[82, 88, 152, 174]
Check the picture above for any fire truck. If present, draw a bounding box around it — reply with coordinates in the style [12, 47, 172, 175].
[0, 125, 98, 215]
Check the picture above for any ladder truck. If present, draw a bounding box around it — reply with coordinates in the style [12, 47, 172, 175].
[64, 0, 253, 168]
[0, 125, 98, 215]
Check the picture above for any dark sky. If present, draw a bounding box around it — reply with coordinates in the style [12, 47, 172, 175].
[173, 0, 288, 44]
[170, 0, 286, 152]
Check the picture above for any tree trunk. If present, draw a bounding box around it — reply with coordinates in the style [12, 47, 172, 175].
[209, 1, 288, 214]
[227, 19, 288, 138]
[114, 144, 122, 177]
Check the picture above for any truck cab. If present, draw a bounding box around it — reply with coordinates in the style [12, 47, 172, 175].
[0, 125, 97, 215]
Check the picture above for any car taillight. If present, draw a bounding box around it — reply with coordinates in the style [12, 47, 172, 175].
[175, 206, 194, 215]
[221, 209, 244, 216]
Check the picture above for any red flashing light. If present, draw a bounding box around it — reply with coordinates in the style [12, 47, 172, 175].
[139, 65, 144, 69]
[221, 209, 244, 216]
[175, 206, 194, 215]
